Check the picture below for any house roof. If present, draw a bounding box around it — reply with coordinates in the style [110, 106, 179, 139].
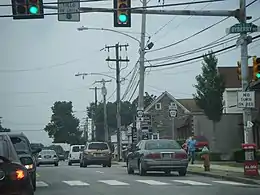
[144, 91, 190, 114]
[176, 99, 203, 113]
[218, 66, 253, 88]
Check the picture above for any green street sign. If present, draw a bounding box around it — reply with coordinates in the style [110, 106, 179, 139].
[228, 23, 259, 34]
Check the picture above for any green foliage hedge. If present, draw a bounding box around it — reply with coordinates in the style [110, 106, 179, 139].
[233, 149, 260, 163]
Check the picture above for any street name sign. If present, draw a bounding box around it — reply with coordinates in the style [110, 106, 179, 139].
[226, 23, 260, 34]
[58, 0, 80, 22]
[237, 91, 255, 108]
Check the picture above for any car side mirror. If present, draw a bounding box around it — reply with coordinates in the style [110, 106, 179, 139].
[32, 148, 42, 154]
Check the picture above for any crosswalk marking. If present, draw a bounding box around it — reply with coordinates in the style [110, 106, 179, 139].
[63, 180, 90, 186]
[213, 181, 248, 186]
[98, 180, 129, 185]
[136, 180, 170, 185]
[172, 180, 212, 186]
[36, 181, 49, 187]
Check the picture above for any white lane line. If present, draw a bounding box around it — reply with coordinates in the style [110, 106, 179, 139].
[98, 180, 129, 186]
[36, 181, 49, 187]
[136, 180, 170, 185]
[213, 181, 249, 186]
[96, 171, 104, 173]
[63, 180, 90, 186]
[172, 180, 212, 186]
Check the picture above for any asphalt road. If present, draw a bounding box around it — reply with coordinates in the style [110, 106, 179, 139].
[35, 161, 260, 195]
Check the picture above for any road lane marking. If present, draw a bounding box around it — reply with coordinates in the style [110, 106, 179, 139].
[213, 181, 248, 186]
[96, 171, 104, 173]
[36, 181, 49, 187]
[99, 180, 129, 185]
[63, 180, 90, 186]
[172, 180, 212, 186]
[136, 180, 169, 185]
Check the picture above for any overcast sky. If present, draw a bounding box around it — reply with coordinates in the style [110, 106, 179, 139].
[0, 0, 259, 145]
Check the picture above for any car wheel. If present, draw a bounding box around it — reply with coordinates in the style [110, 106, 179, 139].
[55, 163, 58, 166]
[82, 160, 87, 167]
[107, 161, 112, 168]
[80, 161, 83, 167]
[178, 169, 187, 176]
[68, 161, 72, 166]
[127, 162, 134, 174]
[102, 164, 106, 167]
[139, 160, 146, 176]
[164, 170, 171, 175]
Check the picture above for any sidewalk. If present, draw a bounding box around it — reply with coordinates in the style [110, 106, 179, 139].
[188, 163, 260, 185]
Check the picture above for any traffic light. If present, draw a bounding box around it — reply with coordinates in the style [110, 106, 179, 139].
[237, 61, 242, 80]
[12, 0, 44, 20]
[113, 0, 131, 27]
[253, 56, 260, 81]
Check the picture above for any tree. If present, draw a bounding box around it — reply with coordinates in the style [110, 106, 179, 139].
[132, 92, 157, 109]
[193, 51, 225, 150]
[44, 101, 82, 144]
[0, 124, 11, 132]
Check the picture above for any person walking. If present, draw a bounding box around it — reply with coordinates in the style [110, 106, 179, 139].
[187, 136, 197, 164]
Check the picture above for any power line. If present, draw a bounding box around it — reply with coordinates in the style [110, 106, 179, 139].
[148, 0, 258, 53]
[0, 0, 226, 18]
[146, 34, 260, 69]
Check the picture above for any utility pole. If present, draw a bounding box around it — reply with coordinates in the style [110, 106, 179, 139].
[95, 79, 112, 142]
[239, 0, 253, 144]
[90, 86, 101, 141]
[137, 0, 147, 143]
[105, 43, 129, 162]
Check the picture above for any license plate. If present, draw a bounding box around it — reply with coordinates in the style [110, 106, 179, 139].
[162, 153, 171, 158]
[44, 155, 51, 159]
[94, 153, 102, 157]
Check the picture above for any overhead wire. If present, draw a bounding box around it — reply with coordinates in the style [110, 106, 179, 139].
[148, 0, 258, 53]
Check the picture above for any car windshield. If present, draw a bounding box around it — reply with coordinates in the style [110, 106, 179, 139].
[72, 146, 80, 152]
[145, 140, 181, 150]
[41, 150, 56, 155]
[10, 136, 30, 154]
[88, 143, 108, 150]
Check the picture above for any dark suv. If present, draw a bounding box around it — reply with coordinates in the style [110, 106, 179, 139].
[7, 133, 41, 191]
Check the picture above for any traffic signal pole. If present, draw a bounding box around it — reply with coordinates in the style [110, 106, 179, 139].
[239, 0, 253, 144]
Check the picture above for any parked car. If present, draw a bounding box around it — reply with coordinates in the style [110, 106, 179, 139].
[7, 133, 41, 191]
[182, 135, 209, 152]
[80, 142, 112, 168]
[0, 134, 34, 195]
[37, 149, 59, 166]
[68, 145, 84, 165]
[126, 139, 189, 176]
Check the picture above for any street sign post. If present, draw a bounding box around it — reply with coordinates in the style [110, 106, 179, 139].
[226, 23, 260, 34]
[237, 91, 255, 108]
[58, 0, 80, 22]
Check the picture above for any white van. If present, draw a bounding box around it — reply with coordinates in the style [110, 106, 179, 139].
[68, 145, 84, 166]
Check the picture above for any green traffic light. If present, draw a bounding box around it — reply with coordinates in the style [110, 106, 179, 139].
[29, 6, 39, 15]
[119, 14, 127, 23]
[256, 73, 260, 79]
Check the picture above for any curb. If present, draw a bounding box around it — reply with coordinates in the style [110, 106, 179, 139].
[187, 170, 260, 185]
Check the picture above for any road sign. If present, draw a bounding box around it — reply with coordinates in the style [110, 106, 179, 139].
[101, 86, 107, 96]
[58, 0, 80, 22]
[169, 110, 177, 118]
[237, 91, 255, 108]
[169, 102, 177, 110]
[137, 110, 144, 118]
[226, 23, 260, 34]
[246, 121, 254, 128]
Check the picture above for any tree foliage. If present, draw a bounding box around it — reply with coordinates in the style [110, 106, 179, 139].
[193, 51, 225, 123]
[0, 124, 11, 132]
[44, 101, 82, 144]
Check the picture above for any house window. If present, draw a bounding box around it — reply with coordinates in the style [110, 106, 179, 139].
[155, 103, 161, 110]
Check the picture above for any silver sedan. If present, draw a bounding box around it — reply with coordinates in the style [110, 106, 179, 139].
[126, 139, 189, 176]
[37, 149, 59, 166]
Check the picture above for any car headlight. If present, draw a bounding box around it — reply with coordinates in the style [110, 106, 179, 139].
[25, 164, 34, 169]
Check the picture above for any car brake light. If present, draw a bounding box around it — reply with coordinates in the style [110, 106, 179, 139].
[10, 169, 26, 180]
[175, 153, 188, 159]
[146, 153, 161, 159]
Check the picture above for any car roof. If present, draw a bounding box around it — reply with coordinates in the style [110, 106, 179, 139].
[88, 142, 108, 144]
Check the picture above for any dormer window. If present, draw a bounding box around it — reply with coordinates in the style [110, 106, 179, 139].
[155, 103, 161, 110]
